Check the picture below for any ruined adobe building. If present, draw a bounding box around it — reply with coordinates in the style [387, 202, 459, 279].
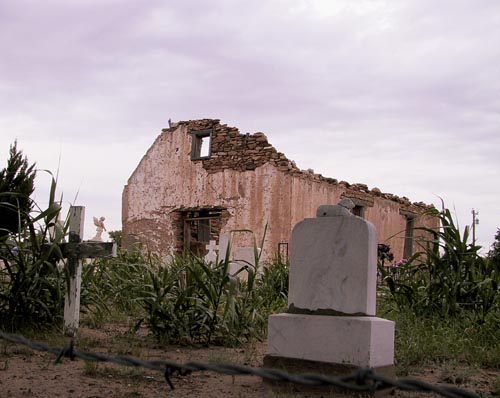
[122, 119, 436, 262]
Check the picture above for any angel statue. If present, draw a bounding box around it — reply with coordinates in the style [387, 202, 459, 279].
[90, 216, 106, 242]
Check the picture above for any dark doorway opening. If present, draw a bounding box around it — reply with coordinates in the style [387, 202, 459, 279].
[180, 208, 225, 256]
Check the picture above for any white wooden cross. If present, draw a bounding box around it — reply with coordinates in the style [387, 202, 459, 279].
[60, 206, 115, 336]
[204, 239, 219, 264]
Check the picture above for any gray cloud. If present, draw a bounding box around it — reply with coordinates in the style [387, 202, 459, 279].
[1, 0, 499, 249]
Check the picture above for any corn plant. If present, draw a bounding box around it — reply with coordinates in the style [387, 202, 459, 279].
[0, 172, 67, 331]
[80, 249, 152, 321]
[81, 225, 290, 346]
[138, 257, 192, 341]
[380, 204, 500, 322]
[255, 253, 289, 314]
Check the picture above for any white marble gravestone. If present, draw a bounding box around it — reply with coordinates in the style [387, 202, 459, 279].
[230, 247, 261, 277]
[266, 203, 395, 369]
[217, 232, 262, 278]
[218, 233, 231, 260]
[289, 214, 377, 315]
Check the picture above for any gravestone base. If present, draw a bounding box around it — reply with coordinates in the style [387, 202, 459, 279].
[267, 314, 395, 368]
[262, 355, 395, 397]
[265, 313, 395, 396]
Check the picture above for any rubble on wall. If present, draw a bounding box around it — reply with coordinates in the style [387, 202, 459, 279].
[164, 119, 301, 174]
[162, 119, 434, 214]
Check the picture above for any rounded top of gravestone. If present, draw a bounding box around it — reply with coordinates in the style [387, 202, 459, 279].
[316, 199, 355, 217]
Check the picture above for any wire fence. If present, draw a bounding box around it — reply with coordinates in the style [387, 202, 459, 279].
[0, 331, 479, 398]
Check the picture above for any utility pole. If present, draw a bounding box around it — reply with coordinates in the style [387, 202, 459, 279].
[471, 209, 479, 246]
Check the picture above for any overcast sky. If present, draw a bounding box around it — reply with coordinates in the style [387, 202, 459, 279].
[1, 0, 499, 253]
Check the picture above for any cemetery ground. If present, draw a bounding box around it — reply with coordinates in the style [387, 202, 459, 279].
[1, 250, 500, 397]
[1, 309, 500, 398]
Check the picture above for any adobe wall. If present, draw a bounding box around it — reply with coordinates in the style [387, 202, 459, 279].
[122, 119, 436, 262]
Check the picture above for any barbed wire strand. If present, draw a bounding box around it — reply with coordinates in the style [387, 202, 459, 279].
[0, 331, 479, 398]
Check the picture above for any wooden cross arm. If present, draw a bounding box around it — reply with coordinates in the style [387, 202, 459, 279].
[60, 242, 117, 259]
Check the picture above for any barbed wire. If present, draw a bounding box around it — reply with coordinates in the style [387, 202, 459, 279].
[0, 331, 479, 398]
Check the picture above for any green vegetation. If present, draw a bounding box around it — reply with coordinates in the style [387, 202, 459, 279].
[0, 143, 67, 331]
[378, 204, 500, 373]
[379, 205, 499, 323]
[82, 245, 289, 346]
[378, 300, 500, 374]
[0, 171, 67, 331]
[0, 141, 37, 239]
[488, 228, 500, 268]
[107, 230, 122, 247]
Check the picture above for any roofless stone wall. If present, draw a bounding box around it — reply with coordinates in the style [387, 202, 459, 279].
[123, 118, 437, 261]
[166, 119, 433, 216]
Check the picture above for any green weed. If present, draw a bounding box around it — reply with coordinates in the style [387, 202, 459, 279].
[378, 298, 500, 373]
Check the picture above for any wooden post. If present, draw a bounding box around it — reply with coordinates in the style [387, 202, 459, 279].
[62, 206, 116, 336]
[64, 206, 84, 336]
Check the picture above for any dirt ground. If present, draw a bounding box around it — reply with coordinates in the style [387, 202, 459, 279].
[0, 323, 498, 398]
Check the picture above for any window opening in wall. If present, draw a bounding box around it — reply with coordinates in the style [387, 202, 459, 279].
[403, 216, 415, 259]
[352, 205, 365, 218]
[191, 129, 212, 160]
[197, 219, 211, 242]
[278, 242, 289, 263]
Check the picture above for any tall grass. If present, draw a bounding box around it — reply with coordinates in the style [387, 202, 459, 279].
[378, 298, 500, 373]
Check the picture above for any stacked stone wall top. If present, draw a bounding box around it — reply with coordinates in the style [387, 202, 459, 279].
[161, 119, 433, 214]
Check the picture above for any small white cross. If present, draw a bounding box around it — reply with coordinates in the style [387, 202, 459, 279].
[206, 240, 219, 252]
[204, 240, 219, 264]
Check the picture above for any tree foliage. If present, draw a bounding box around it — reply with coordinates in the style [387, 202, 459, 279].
[0, 142, 37, 239]
[488, 228, 500, 267]
[108, 230, 122, 247]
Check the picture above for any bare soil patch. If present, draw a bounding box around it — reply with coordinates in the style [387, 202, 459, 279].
[1, 323, 498, 398]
